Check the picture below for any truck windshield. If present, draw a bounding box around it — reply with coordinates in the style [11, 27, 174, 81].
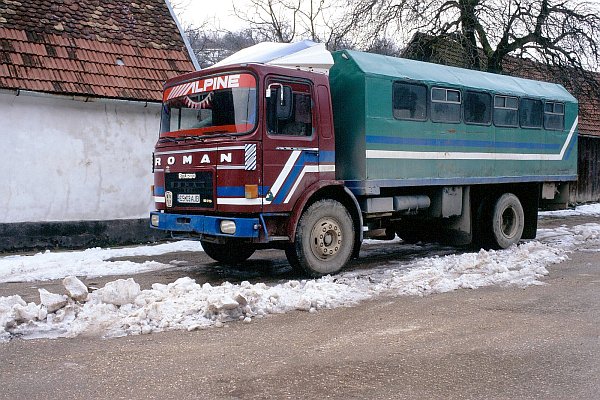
[160, 73, 257, 137]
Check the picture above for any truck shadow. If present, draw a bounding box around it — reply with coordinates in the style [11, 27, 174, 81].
[183, 240, 466, 285]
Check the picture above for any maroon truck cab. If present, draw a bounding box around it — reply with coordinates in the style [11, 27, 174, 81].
[150, 63, 357, 275]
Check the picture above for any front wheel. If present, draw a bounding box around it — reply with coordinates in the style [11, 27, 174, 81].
[287, 199, 355, 277]
[201, 240, 255, 264]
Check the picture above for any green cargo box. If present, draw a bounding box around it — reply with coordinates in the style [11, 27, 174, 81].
[329, 50, 578, 196]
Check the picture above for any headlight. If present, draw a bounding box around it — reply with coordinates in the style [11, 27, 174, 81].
[220, 220, 236, 234]
[151, 214, 160, 227]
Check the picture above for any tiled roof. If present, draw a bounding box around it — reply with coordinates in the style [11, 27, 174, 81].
[0, 0, 195, 102]
[503, 60, 600, 138]
[402, 33, 600, 137]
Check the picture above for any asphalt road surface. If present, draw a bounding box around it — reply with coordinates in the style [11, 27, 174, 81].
[1, 214, 599, 399]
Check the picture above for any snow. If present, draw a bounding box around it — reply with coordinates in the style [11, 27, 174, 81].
[1, 205, 600, 342]
[63, 276, 88, 302]
[540, 203, 600, 218]
[0, 240, 201, 283]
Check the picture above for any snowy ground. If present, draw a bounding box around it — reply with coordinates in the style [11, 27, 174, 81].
[1, 204, 600, 342]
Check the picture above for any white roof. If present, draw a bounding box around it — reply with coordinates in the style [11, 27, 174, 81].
[209, 40, 334, 74]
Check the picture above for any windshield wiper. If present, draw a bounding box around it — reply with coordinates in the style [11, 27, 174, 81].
[158, 131, 241, 143]
[202, 131, 240, 139]
[158, 137, 180, 143]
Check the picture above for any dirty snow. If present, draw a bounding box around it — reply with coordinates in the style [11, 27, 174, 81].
[1, 208, 600, 342]
[540, 202, 600, 218]
[0, 241, 201, 283]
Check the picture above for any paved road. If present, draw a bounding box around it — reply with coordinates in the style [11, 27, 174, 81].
[1, 215, 599, 399]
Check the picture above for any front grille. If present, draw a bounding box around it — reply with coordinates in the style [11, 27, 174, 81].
[165, 171, 214, 209]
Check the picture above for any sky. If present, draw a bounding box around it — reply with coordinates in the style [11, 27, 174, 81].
[1, 204, 600, 341]
[174, 0, 247, 31]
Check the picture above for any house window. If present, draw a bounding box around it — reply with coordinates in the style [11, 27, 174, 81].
[431, 87, 461, 123]
[493, 95, 519, 127]
[464, 91, 492, 125]
[544, 101, 565, 130]
[392, 82, 427, 121]
[520, 98, 543, 128]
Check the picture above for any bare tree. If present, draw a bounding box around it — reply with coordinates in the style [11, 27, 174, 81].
[233, 0, 300, 43]
[348, 0, 600, 75]
[186, 28, 262, 68]
[232, 0, 359, 50]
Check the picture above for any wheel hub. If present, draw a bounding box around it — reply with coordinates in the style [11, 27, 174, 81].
[501, 207, 517, 238]
[310, 217, 342, 260]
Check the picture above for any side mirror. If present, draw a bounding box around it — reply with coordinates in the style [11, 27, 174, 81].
[267, 84, 293, 121]
[277, 86, 293, 120]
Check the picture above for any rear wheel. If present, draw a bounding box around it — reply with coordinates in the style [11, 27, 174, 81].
[201, 240, 255, 264]
[287, 199, 355, 277]
[490, 193, 525, 249]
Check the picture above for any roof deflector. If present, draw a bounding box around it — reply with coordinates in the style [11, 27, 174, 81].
[209, 40, 334, 74]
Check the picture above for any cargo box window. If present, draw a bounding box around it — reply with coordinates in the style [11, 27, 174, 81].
[431, 87, 461, 123]
[493, 95, 518, 127]
[544, 101, 565, 130]
[520, 98, 543, 128]
[392, 82, 427, 121]
[464, 91, 491, 125]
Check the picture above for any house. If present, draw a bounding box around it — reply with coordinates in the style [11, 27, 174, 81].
[402, 33, 600, 204]
[0, 0, 198, 251]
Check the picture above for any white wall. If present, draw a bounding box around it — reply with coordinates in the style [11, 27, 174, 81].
[0, 92, 161, 223]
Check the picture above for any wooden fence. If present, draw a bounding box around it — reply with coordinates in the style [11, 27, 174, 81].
[573, 135, 600, 203]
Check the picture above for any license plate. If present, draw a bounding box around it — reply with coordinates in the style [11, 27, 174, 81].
[177, 194, 201, 204]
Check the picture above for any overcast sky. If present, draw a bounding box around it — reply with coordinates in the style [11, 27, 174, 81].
[174, 0, 248, 31]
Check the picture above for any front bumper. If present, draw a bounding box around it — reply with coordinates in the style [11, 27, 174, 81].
[150, 212, 260, 238]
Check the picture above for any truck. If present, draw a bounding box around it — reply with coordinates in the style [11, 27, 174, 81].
[150, 40, 578, 277]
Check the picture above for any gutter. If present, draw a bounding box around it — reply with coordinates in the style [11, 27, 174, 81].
[0, 88, 161, 107]
[164, 0, 201, 71]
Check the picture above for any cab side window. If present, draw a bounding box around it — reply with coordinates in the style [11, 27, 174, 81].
[267, 82, 313, 136]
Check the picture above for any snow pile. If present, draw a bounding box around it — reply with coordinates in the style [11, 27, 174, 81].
[540, 203, 600, 218]
[0, 241, 201, 283]
[0, 275, 371, 341]
[3, 222, 600, 341]
[363, 241, 564, 295]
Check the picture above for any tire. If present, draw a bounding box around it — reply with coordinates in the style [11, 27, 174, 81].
[284, 244, 302, 273]
[490, 193, 525, 249]
[201, 240, 255, 264]
[472, 196, 493, 249]
[287, 199, 355, 277]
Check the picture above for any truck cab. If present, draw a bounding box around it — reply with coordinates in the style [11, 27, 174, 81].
[150, 42, 359, 275]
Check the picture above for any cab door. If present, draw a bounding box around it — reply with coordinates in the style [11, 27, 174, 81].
[262, 76, 319, 213]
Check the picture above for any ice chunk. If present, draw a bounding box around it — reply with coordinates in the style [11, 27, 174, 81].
[98, 278, 140, 306]
[39, 288, 68, 313]
[207, 295, 239, 312]
[13, 302, 41, 322]
[234, 293, 248, 307]
[63, 276, 89, 301]
[0, 295, 26, 310]
[295, 296, 312, 311]
[0, 295, 27, 332]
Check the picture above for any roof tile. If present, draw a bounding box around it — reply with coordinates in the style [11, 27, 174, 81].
[0, 0, 194, 101]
